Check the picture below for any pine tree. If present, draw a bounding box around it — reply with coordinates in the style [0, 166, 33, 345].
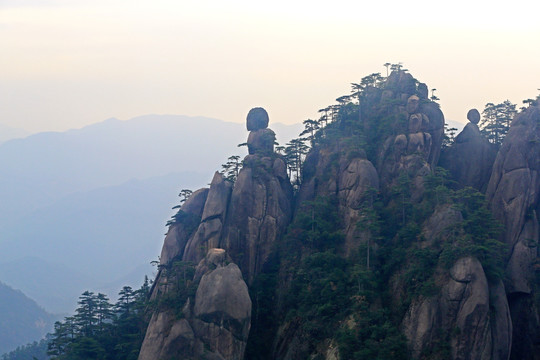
[74, 291, 98, 337]
[479, 100, 517, 145]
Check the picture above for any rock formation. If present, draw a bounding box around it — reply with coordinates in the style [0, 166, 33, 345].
[376, 71, 445, 200]
[486, 104, 540, 359]
[401, 205, 512, 360]
[298, 146, 379, 256]
[139, 107, 293, 359]
[223, 109, 294, 284]
[139, 73, 540, 360]
[159, 188, 209, 264]
[182, 172, 233, 263]
[403, 257, 511, 360]
[439, 109, 497, 192]
[139, 249, 251, 360]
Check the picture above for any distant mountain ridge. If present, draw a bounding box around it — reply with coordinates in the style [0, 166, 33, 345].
[0, 123, 30, 145]
[0, 282, 57, 355]
[0, 114, 303, 314]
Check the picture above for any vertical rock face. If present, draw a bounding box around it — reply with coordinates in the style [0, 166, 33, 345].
[486, 105, 540, 294]
[220, 108, 294, 284]
[401, 206, 512, 360]
[376, 72, 444, 200]
[298, 146, 379, 256]
[183, 172, 233, 263]
[486, 104, 540, 358]
[139, 249, 251, 360]
[439, 109, 497, 192]
[159, 188, 209, 265]
[402, 257, 512, 360]
[140, 108, 293, 358]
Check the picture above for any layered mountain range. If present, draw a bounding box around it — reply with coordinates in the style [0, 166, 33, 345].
[139, 71, 539, 360]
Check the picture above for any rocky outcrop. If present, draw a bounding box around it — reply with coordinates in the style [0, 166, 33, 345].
[338, 156, 380, 254]
[139, 74, 540, 360]
[420, 204, 463, 248]
[246, 107, 276, 156]
[486, 104, 540, 359]
[223, 154, 293, 284]
[139, 249, 251, 360]
[377, 71, 444, 200]
[297, 146, 379, 256]
[402, 257, 512, 360]
[439, 109, 497, 192]
[159, 188, 209, 265]
[487, 104, 540, 294]
[140, 108, 293, 358]
[218, 109, 294, 284]
[183, 172, 232, 263]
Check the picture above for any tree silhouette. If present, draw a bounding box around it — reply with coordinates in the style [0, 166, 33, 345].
[383, 62, 391, 77]
[479, 100, 516, 145]
[221, 155, 242, 182]
[74, 291, 98, 337]
[284, 138, 309, 188]
[430, 88, 439, 101]
[300, 119, 320, 145]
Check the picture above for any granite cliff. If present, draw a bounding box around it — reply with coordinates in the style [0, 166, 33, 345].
[139, 71, 539, 360]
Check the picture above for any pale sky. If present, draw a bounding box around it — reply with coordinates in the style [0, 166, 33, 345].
[1, 0, 539, 133]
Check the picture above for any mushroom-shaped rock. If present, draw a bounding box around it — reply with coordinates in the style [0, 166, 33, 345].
[246, 107, 269, 131]
[467, 109, 481, 124]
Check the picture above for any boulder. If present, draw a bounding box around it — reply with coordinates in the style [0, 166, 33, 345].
[246, 107, 269, 131]
[192, 249, 252, 359]
[139, 249, 251, 360]
[467, 109, 481, 124]
[439, 122, 497, 192]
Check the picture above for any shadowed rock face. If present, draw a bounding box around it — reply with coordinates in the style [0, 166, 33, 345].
[399, 205, 512, 360]
[221, 108, 293, 284]
[298, 146, 379, 256]
[160, 188, 209, 265]
[487, 105, 540, 294]
[139, 80, 540, 360]
[402, 257, 512, 360]
[139, 249, 251, 360]
[486, 104, 540, 359]
[376, 72, 444, 201]
[182, 172, 232, 263]
[439, 110, 497, 192]
[140, 108, 292, 359]
[222, 155, 293, 284]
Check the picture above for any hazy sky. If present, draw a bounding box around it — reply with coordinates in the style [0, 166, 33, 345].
[1, 0, 539, 133]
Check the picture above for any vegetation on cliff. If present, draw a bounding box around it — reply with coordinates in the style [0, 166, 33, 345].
[9, 66, 540, 360]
